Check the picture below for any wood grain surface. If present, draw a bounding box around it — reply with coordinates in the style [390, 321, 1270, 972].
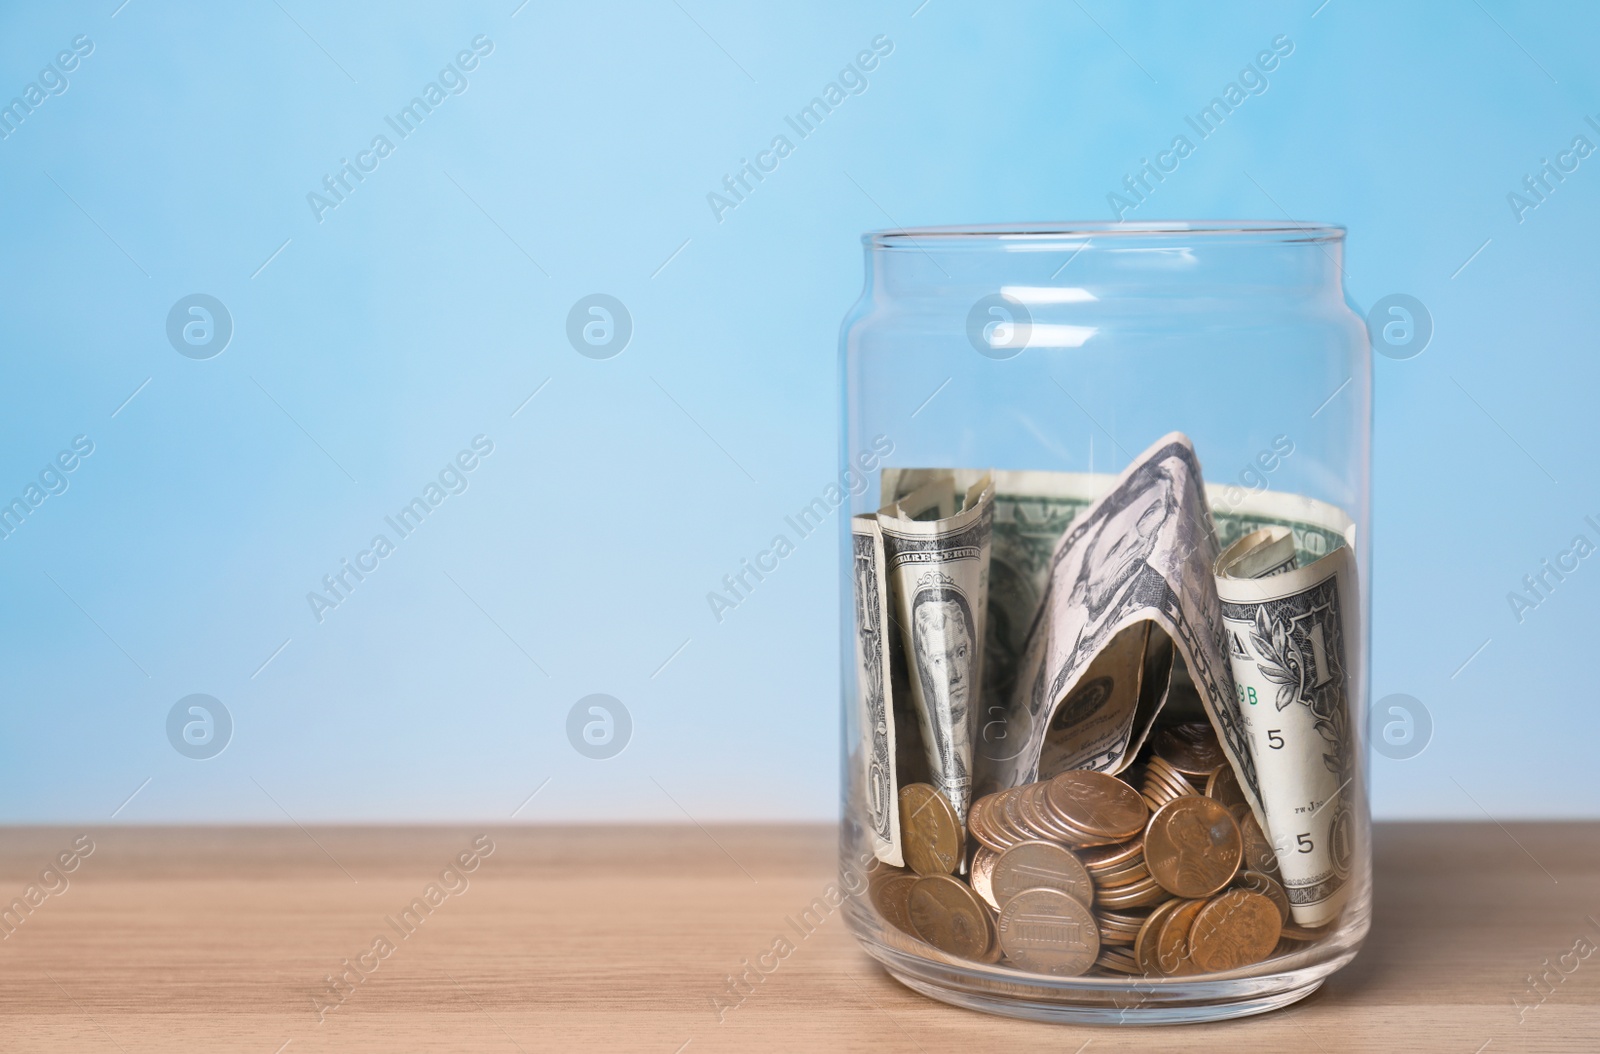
[0, 822, 1594, 1052]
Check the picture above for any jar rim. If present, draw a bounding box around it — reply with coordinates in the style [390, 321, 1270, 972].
[866, 220, 1344, 246]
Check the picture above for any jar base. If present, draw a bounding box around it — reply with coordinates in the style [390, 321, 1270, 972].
[849, 898, 1363, 1027]
[881, 967, 1325, 1025]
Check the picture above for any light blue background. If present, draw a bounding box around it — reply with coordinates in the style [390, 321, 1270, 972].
[1, 1, 1594, 823]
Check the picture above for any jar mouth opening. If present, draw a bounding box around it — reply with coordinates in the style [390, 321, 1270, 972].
[867, 220, 1343, 247]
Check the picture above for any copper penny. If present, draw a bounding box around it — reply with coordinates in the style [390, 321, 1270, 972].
[907, 874, 994, 960]
[1134, 898, 1182, 974]
[1233, 870, 1291, 925]
[1205, 764, 1249, 813]
[870, 872, 919, 935]
[970, 846, 1001, 911]
[992, 841, 1093, 909]
[966, 794, 997, 849]
[1188, 889, 1282, 972]
[1152, 898, 1207, 975]
[1044, 770, 1147, 843]
[899, 783, 961, 876]
[1144, 796, 1242, 898]
[996, 887, 1099, 976]
[1230, 803, 1280, 876]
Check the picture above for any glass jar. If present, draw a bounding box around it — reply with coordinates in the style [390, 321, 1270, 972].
[837, 222, 1371, 1024]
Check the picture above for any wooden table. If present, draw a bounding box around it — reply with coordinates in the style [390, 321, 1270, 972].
[0, 823, 1594, 1052]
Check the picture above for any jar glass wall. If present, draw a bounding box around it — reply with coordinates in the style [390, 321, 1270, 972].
[837, 223, 1371, 1024]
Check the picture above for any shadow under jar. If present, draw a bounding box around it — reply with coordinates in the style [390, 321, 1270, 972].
[837, 222, 1372, 1024]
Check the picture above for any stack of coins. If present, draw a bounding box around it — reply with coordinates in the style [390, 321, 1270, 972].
[1092, 842, 1166, 911]
[969, 770, 1147, 853]
[870, 720, 1333, 978]
[1138, 754, 1199, 811]
[1096, 908, 1147, 946]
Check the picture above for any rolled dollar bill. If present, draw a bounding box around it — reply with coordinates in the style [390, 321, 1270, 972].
[884, 467, 1104, 731]
[1214, 526, 1359, 927]
[850, 515, 902, 865]
[1217, 524, 1298, 580]
[878, 473, 994, 825]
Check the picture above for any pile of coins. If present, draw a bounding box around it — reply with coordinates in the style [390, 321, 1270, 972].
[869, 722, 1331, 977]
